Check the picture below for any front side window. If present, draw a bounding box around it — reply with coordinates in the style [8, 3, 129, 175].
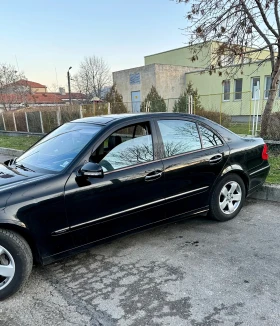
[17, 123, 102, 172]
[223, 80, 230, 101]
[198, 125, 223, 148]
[234, 79, 243, 100]
[157, 120, 201, 158]
[91, 122, 153, 172]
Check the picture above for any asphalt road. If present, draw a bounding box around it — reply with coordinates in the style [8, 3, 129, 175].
[1, 154, 280, 325]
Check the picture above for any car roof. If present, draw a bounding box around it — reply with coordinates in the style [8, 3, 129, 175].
[73, 113, 207, 125]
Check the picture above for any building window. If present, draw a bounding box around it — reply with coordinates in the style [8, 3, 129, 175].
[234, 79, 243, 100]
[264, 76, 272, 99]
[223, 80, 230, 101]
[129, 73, 140, 85]
[251, 77, 260, 100]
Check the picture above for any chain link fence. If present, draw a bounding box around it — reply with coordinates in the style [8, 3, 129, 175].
[1, 93, 280, 138]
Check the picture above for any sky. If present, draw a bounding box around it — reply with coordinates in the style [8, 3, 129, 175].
[0, 0, 190, 91]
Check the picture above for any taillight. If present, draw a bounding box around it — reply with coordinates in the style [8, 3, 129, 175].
[262, 144, 269, 160]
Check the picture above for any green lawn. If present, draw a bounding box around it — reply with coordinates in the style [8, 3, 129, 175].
[228, 123, 250, 135]
[0, 135, 42, 151]
[0, 134, 279, 184]
[266, 155, 280, 184]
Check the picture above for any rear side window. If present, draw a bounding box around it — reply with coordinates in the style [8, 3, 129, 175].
[157, 120, 201, 158]
[198, 125, 223, 148]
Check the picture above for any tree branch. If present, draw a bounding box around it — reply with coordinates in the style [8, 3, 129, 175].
[254, 0, 279, 38]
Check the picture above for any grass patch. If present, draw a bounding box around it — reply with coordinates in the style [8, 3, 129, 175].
[0, 135, 42, 151]
[266, 155, 280, 184]
[228, 123, 250, 135]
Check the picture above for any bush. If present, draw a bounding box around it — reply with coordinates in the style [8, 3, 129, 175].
[141, 86, 167, 112]
[173, 82, 231, 127]
[266, 112, 280, 140]
[104, 84, 127, 114]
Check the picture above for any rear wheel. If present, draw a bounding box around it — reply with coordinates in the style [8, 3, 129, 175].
[209, 174, 245, 222]
[0, 229, 33, 301]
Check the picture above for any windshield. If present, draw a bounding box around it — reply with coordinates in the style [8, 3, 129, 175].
[16, 123, 102, 172]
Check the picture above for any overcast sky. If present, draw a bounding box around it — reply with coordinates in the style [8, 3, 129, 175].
[1, 0, 190, 90]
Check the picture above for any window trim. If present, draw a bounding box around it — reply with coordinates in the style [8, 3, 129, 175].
[222, 80, 231, 102]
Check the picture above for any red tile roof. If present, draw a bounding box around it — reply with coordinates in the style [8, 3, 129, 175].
[0, 92, 87, 105]
[14, 79, 47, 89]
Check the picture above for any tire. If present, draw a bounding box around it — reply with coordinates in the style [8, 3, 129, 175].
[208, 173, 246, 222]
[0, 229, 33, 301]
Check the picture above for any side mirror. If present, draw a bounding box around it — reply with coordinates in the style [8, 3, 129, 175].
[80, 162, 104, 178]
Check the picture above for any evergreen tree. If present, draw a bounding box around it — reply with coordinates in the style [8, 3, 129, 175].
[104, 84, 127, 114]
[140, 86, 167, 112]
[173, 82, 204, 113]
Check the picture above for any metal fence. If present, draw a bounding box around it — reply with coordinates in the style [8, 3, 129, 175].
[1, 92, 280, 137]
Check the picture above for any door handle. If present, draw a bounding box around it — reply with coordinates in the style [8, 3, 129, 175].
[209, 154, 223, 164]
[145, 170, 163, 181]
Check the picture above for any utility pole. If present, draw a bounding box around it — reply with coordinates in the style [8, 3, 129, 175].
[67, 66, 72, 105]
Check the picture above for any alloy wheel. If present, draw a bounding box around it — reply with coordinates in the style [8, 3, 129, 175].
[0, 245, 15, 291]
[219, 181, 242, 215]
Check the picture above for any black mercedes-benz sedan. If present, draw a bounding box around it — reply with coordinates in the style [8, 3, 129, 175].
[0, 113, 269, 300]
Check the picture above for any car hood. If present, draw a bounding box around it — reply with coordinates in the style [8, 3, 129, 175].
[0, 163, 49, 190]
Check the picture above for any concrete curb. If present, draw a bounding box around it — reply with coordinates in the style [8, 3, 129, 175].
[248, 184, 280, 203]
[0, 147, 279, 203]
[0, 147, 24, 157]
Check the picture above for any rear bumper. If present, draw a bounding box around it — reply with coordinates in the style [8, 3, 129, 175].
[247, 164, 270, 196]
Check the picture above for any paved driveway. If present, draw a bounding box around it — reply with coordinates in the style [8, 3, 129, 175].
[0, 198, 279, 326]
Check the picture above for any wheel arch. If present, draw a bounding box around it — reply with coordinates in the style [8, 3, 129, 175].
[0, 223, 41, 264]
[221, 165, 249, 196]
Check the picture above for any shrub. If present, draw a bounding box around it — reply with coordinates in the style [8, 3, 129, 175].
[140, 86, 167, 112]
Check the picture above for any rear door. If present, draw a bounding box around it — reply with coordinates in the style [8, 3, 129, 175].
[155, 118, 230, 218]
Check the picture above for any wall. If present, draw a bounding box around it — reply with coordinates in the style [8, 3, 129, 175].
[113, 64, 197, 112]
[113, 65, 156, 112]
[31, 87, 47, 93]
[144, 42, 212, 68]
[186, 60, 280, 115]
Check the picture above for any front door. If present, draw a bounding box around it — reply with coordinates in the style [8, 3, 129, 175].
[131, 91, 141, 113]
[155, 118, 230, 218]
[64, 121, 165, 248]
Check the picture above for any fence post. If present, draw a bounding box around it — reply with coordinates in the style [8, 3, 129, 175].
[39, 111, 44, 133]
[13, 112, 17, 131]
[2, 113, 6, 131]
[79, 105, 83, 118]
[57, 107, 61, 126]
[25, 112, 30, 132]
[219, 94, 222, 125]
[108, 103, 111, 115]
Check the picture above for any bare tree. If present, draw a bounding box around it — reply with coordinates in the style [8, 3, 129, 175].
[73, 56, 112, 103]
[0, 63, 27, 110]
[177, 0, 280, 137]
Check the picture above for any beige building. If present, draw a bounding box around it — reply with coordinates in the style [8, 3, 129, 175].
[113, 63, 197, 112]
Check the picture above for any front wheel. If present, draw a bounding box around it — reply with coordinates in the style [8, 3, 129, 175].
[208, 174, 246, 222]
[0, 229, 33, 301]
